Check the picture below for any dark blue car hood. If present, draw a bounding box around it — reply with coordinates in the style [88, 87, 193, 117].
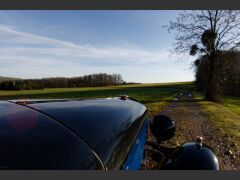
[9, 98, 147, 169]
[0, 100, 104, 169]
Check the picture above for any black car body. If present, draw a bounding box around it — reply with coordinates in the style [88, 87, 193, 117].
[0, 97, 148, 170]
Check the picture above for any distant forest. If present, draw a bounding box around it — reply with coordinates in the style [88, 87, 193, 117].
[194, 51, 240, 96]
[0, 73, 125, 90]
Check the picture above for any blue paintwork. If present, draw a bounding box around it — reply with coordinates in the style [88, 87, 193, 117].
[121, 118, 149, 170]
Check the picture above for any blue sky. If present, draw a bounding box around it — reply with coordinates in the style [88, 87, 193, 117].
[0, 10, 194, 83]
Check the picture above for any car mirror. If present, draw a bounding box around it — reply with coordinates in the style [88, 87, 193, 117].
[150, 114, 175, 143]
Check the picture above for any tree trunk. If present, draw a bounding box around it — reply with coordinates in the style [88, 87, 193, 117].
[205, 54, 223, 103]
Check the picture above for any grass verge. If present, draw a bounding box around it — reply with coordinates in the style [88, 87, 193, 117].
[193, 93, 240, 149]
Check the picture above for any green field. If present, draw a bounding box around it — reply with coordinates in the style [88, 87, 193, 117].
[223, 96, 240, 117]
[193, 93, 240, 145]
[0, 82, 194, 118]
[1, 82, 239, 138]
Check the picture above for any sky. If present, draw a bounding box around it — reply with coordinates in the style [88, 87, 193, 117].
[0, 10, 195, 83]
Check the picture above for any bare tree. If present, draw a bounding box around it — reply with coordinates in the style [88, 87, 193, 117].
[167, 10, 240, 102]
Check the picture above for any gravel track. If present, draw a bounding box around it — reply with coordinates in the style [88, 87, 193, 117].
[143, 90, 239, 170]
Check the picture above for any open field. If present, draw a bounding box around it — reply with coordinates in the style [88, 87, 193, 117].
[0, 81, 238, 123]
[0, 82, 194, 98]
[0, 82, 194, 118]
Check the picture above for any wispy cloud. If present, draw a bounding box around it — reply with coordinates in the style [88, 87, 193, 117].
[0, 24, 175, 63]
[0, 23, 193, 82]
[0, 24, 80, 48]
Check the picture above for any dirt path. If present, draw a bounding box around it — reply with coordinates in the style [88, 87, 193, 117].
[144, 90, 239, 170]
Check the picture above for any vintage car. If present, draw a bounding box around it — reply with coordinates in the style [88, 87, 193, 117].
[0, 96, 219, 170]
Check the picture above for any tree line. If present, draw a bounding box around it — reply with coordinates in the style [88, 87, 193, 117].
[0, 73, 125, 90]
[194, 50, 240, 96]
